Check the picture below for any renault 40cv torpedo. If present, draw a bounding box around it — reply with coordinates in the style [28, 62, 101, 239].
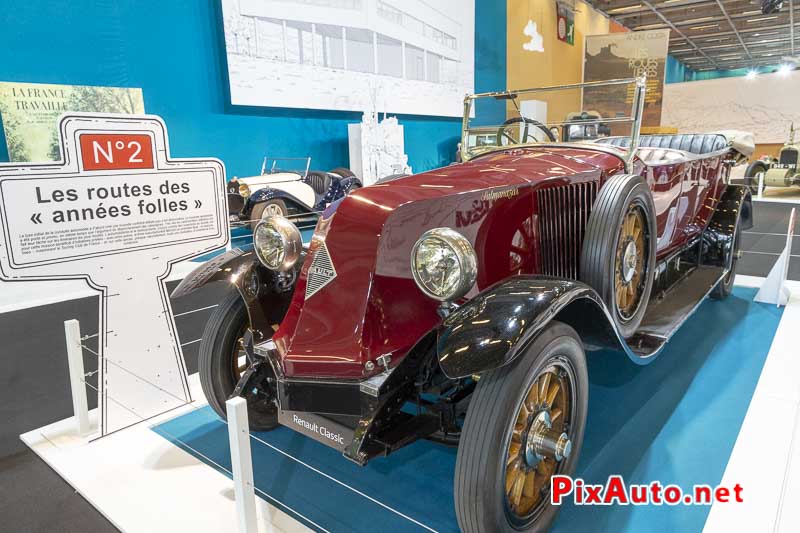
[174, 76, 753, 532]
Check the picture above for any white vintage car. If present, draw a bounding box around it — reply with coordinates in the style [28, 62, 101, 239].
[228, 157, 362, 228]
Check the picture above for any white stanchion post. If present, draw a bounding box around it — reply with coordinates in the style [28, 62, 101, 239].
[755, 208, 795, 307]
[64, 319, 90, 436]
[226, 397, 258, 533]
[758, 171, 765, 199]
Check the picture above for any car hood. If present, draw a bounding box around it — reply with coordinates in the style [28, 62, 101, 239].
[236, 172, 301, 187]
[272, 146, 625, 379]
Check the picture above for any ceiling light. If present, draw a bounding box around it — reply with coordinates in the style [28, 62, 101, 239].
[683, 16, 715, 24]
[745, 70, 758, 80]
[634, 23, 666, 30]
[607, 4, 643, 14]
[778, 64, 793, 76]
[690, 24, 718, 31]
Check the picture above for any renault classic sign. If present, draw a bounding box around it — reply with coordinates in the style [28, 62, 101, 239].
[0, 113, 228, 436]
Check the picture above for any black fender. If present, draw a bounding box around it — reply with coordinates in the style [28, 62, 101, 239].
[319, 175, 361, 207]
[247, 187, 312, 214]
[436, 277, 628, 379]
[340, 176, 362, 193]
[171, 247, 301, 343]
[701, 184, 752, 271]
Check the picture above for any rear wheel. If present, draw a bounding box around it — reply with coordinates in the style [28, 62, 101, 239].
[744, 161, 768, 195]
[454, 322, 588, 533]
[198, 290, 279, 431]
[250, 199, 287, 230]
[711, 221, 742, 300]
[329, 167, 355, 178]
[580, 174, 656, 338]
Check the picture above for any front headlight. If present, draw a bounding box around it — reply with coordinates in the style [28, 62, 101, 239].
[239, 182, 251, 198]
[411, 228, 477, 301]
[253, 216, 302, 271]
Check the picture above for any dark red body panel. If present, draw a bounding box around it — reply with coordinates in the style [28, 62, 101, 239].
[272, 145, 730, 379]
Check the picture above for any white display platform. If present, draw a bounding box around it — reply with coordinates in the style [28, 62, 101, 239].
[704, 277, 800, 533]
[21, 374, 310, 533]
[20, 278, 800, 533]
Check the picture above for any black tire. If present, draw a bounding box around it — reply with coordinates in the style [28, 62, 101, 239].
[710, 220, 742, 300]
[198, 290, 279, 431]
[744, 161, 768, 194]
[454, 321, 588, 533]
[250, 199, 287, 230]
[329, 167, 355, 178]
[580, 174, 657, 338]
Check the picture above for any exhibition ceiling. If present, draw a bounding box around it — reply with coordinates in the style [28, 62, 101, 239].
[588, 0, 799, 71]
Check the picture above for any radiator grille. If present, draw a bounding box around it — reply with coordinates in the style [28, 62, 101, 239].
[536, 182, 598, 279]
[305, 241, 337, 300]
[780, 148, 798, 166]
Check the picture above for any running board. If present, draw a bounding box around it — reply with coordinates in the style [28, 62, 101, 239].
[627, 265, 724, 357]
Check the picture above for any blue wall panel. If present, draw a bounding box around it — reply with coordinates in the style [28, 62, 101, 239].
[0, 0, 506, 178]
[666, 54, 783, 84]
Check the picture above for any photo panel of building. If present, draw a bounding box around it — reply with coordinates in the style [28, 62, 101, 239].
[222, 0, 475, 117]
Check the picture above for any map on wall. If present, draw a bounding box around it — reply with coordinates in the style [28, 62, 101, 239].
[583, 30, 669, 130]
[662, 71, 800, 144]
[0, 82, 145, 163]
[221, 0, 475, 117]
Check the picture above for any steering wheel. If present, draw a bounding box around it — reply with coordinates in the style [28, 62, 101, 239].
[497, 117, 557, 144]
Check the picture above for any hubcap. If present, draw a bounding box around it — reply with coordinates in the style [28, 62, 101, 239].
[622, 241, 638, 283]
[504, 363, 573, 518]
[615, 205, 647, 320]
[524, 411, 572, 467]
[263, 203, 284, 217]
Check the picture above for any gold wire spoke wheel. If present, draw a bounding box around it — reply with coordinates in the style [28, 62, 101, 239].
[504, 364, 572, 518]
[614, 204, 646, 320]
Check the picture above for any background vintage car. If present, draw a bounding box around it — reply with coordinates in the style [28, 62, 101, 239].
[227, 157, 362, 228]
[745, 125, 800, 192]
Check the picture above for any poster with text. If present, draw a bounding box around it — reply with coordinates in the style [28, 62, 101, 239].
[0, 82, 144, 163]
[221, 0, 475, 117]
[583, 29, 669, 130]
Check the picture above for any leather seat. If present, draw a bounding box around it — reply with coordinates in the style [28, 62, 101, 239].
[594, 133, 728, 155]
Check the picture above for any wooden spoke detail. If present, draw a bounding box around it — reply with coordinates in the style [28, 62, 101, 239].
[504, 365, 572, 519]
[614, 205, 647, 319]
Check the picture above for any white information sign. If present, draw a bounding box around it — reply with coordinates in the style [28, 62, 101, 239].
[0, 114, 229, 436]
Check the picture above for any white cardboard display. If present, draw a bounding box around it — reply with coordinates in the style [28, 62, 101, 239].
[0, 113, 229, 436]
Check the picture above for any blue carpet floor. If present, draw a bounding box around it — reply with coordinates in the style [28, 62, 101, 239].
[153, 287, 783, 532]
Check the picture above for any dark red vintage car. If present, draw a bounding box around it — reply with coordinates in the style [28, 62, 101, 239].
[174, 77, 754, 532]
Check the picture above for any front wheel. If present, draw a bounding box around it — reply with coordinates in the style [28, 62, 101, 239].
[250, 199, 288, 230]
[454, 321, 588, 533]
[198, 290, 279, 431]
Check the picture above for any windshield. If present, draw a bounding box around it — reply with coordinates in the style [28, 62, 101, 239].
[261, 156, 311, 177]
[460, 77, 646, 162]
